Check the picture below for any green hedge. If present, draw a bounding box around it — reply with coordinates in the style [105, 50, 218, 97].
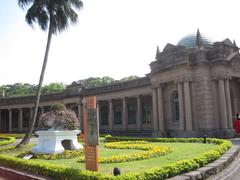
[0, 137, 232, 180]
[0, 145, 16, 153]
[0, 154, 112, 180]
[0, 136, 16, 146]
[104, 135, 219, 144]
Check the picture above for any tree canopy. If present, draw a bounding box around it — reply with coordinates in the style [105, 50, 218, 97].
[81, 76, 116, 88]
[0, 76, 139, 97]
[0, 83, 65, 97]
[80, 75, 139, 88]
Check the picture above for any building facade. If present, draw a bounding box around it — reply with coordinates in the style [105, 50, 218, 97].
[1, 30, 240, 138]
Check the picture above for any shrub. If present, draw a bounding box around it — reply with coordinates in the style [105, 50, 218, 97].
[0, 134, 26, 139]
[49, 103, 66, 112]
[38, 105, 79, 130]
[0, 145, 16, 152]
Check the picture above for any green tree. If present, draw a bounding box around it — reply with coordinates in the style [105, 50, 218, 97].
[42, 83, 65, 94]
[17, 0, 83, 147]
[102, 76, 116, 84]
[0, 83, 37, 97]
[120, 75, 139, 81]
[0, 86, 6, 97]
[83, 76, 116, 88]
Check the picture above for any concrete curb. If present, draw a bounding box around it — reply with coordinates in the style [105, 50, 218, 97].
[0, 166, 51, 180]
[168, 146, 240, 180]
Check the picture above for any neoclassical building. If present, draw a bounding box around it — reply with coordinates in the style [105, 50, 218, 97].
[1, 30, 240, 138]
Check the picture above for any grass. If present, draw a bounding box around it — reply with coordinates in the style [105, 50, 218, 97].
[2, 140, 216, 175]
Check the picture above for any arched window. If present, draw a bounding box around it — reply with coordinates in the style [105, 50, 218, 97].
[171, 91, 179, 123]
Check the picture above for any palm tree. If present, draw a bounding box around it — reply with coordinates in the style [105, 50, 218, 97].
[17, 0, 83, 147]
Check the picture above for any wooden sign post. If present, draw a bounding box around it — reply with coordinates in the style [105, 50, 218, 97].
[82, 96, 99, 171]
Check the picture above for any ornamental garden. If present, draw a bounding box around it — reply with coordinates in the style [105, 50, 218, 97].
[0, 133, 232, 179]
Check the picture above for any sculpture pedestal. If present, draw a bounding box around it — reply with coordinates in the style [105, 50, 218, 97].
[32, 130, 83, 154]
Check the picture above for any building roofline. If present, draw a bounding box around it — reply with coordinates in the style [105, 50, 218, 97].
[0, 77, 151, 106]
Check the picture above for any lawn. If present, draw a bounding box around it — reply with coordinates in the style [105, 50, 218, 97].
[1, 140, 216, 175]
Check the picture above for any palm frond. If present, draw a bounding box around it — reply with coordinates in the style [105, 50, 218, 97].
[69, 0, 83, 9]
[25, 2, 49, 31]
[19, 0, 83, 34]
[64, 6, 78, 24]
[18, 0, 34, 9]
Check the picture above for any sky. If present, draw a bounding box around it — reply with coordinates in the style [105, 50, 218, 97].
[1, 0, 240, 86]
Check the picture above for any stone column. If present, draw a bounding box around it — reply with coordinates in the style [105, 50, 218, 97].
[77, 103, 82, 130]
[19, 109, 23, 132]
[157, 86, 164, 132]
[108, 100, 113, 131]
[136, 95, 142, 130]
[177, 82, 185, 130]
[41, 107, 44, 114]
[8, 109, 12, 133]
[122, 98, 127, 130]
[0, 110, 1, 131]
[96, 101, 100, 134]
[152, 88, 158, 131]
[30, 107, 33, 125]
[218, 79, 228, 129]
[183, 81, 192, 131]
[225, 79, 233, 129]
[0, 109, 1, 131]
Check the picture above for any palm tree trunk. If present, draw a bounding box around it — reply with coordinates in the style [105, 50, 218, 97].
[17, 25, 53, 147]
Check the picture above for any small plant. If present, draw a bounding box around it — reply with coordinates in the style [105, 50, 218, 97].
[38, 103, 79, 130]
[49, 104, 66, 112]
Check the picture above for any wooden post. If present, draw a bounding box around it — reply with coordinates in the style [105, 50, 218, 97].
[83, 96, 99, 171]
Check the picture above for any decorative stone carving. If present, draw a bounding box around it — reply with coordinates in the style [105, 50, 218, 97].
[211, 71, 231, 80]
[175, 75, 193, 83]
[150, 79, 159, 88]
[151, 45, 189, 72]
[230, 54, 240, 72]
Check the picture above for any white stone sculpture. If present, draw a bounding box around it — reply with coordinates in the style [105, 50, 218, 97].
[32, 130, 83, 154]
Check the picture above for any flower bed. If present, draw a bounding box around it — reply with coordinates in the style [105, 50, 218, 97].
[0, 133, 37, 139]
[18, 149, 83, 160]
[78, 141, 171, 163]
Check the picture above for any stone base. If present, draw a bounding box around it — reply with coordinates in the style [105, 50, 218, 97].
[152, 131, 167, 137]
[32, 130, 83, 154]
[196, 129, 236, 138]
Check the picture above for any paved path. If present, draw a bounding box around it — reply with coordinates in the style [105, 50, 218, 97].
[208, 138, 240, 180]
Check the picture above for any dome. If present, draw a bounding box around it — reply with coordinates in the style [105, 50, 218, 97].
[178, 32, 213, 49]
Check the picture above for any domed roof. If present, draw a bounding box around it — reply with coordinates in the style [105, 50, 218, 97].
[178, 31, 213, 49]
